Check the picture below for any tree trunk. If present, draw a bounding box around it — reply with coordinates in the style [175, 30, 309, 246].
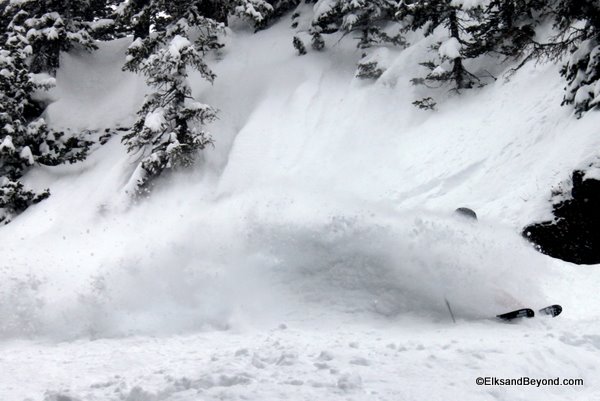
[133, 0, 151, 39]
[502, 0, 515, 29]
[448, 8, 470, 89]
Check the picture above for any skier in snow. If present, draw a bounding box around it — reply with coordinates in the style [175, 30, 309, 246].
[452, 206, 562, 320]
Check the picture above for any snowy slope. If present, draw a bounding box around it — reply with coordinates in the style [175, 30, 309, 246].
[1, 16, 600, 401]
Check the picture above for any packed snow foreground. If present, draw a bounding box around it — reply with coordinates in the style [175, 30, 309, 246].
[2, 17, 600, 401]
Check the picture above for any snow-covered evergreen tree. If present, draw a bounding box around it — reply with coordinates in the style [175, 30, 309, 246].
[311, 31, 325, 50]
[0, 49, 90, 222]
[0, 177, 49, 224]
[556, 0, 600, 117]
[398, 0, 479, 91]
[0, 3, 95, 223]
[0, 29, 52, 223]
[122, 2, 223, 195]
[85, 0, 121, 40]
[114, 0, 152, 40]
[227, 0, 303, 30]
[299, 1, 404, 81]
[293, 35, 307, 54]
[356, 50, 387, 79]
[269, 0, 302, 19]
[562, 38, 600, 116]
[465, 0, 544, 59]
[231, 0, 274, 29]
[1, 0, 97, 74]
[311, 0, 404, 49]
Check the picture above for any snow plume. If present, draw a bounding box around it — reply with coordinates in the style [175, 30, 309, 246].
[0, 196, 261, 340]
[244, 199, 549, 320]
[0, 188, 549, 340]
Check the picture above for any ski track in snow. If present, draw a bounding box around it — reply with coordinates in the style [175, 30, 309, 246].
[2, 13, 600, 401]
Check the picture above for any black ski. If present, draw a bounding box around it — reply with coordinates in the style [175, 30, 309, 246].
[496, 308, 535, 321]
[539, 304, 562, 317]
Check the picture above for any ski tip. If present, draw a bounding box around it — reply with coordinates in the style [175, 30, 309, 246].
[539, 304, 562, 317]
[496, 308, 535, 321]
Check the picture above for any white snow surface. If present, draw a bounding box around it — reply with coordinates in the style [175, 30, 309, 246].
[144, 108, 166, 132]
[0, 135, 15, 151]
[19, 146, 34, 165]
[438, 37, 462, 59]
[2, 19, 600, 401]
[169, 35, 192, 58]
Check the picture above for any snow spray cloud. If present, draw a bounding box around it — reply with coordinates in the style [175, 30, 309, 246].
[0, 191, 550, 340]
[245, 206, 549, 320]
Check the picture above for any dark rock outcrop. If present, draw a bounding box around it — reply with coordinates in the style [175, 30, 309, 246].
[523, 170, 600, 264]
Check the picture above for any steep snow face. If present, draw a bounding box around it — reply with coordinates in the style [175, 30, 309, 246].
[1, 15, 600, 401]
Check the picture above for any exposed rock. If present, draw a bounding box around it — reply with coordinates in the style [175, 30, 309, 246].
[523, 170, 600, 264]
